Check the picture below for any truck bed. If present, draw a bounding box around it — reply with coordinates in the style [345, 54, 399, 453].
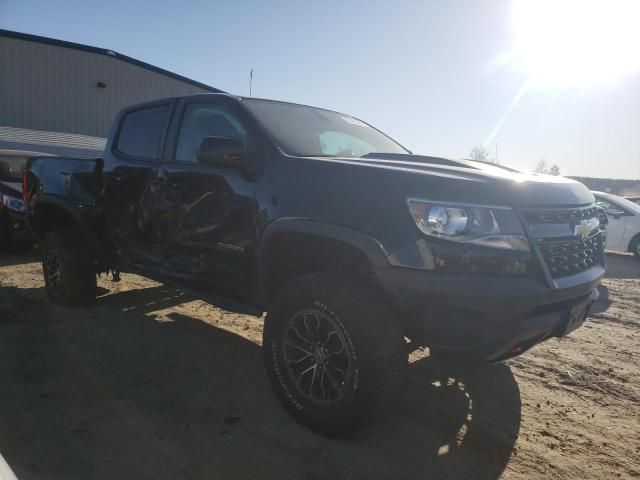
[25, 156, 103, 208]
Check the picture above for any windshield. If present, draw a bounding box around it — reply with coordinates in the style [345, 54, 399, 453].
[0, 155, 27, 182]
[242, 99, 408, 157]
[596, 193, 640, 214]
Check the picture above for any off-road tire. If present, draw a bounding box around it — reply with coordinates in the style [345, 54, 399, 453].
[263, 271, 407, 437]
[41, 228, 97, 306]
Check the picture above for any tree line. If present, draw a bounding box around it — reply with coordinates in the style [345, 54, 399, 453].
[468, 146, 560, 176]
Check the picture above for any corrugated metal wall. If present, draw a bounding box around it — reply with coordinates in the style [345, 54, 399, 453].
[0, 36, 211, 137]
[0, 125, 106, 158]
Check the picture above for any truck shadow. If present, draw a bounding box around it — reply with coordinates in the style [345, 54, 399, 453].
[0, 284, 520, 480]
[591, 284, 611, 314]
[0, 251, 39, 268]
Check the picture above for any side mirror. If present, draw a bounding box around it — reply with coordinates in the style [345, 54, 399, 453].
[606, 209, 624, 219]
[196, 136, 244, 168]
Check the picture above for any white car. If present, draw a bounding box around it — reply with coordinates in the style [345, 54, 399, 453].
[0, 453, 17, 480]
[593, 191, 640, 259]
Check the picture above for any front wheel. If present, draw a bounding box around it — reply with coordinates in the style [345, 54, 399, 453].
[41, 228, 97, 306]
[263, 272, 407, 437]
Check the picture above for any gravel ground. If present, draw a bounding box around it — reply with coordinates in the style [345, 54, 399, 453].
[0, 252, 638, 479]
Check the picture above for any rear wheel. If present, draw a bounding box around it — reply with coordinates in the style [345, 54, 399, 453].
[263, 272, 407, 437]
[41, 228, 97, 306]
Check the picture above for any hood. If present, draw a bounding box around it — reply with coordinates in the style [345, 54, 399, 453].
[304, 153, 594, 207]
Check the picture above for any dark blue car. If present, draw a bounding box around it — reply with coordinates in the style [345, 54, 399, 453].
[0, 150, 50, 251]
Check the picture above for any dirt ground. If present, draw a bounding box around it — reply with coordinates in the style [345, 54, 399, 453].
[0, 252, 638, 480]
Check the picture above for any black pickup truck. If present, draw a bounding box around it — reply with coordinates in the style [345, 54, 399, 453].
[24, 93, 604, 436]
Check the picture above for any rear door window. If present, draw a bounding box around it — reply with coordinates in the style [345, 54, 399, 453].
[116, 105, 169, 160]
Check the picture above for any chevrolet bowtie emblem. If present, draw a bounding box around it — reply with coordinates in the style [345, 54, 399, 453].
[574, 217, 599, 240]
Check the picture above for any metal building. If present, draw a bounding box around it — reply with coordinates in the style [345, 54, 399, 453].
[0, 29, 222, 156]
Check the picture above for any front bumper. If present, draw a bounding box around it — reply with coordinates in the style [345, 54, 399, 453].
[375, 263, 604, 362]
[429, 287, 598, 362]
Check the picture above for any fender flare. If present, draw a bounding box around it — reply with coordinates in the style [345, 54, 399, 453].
[255, 218, 389, 305]
[31, 195, 96, 244]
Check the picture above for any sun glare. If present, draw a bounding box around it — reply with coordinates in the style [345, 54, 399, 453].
[512, 0, 640, 86]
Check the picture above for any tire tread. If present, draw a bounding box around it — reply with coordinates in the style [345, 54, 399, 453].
[263, 271, 407, 437]
[42, 228, 96, 306]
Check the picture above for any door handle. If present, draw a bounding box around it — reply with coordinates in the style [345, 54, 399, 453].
[157, 170, 180, 190]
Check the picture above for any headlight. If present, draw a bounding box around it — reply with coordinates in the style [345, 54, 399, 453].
[2, 194, 26, 213]
[427, 206, 468, 235]
[407, 199, 530, 252]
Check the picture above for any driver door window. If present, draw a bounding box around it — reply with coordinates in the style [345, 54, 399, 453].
[175, 103, 247, 162]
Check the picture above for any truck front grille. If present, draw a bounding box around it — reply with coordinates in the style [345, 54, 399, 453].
[536, 232, 603, 278]
[521, 206, 598, 224]
[521, 204, 604, 280]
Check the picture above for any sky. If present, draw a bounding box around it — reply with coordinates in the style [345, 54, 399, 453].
[1, 0, 639, 179]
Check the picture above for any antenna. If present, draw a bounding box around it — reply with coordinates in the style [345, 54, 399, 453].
[249, 68, 253, 96]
